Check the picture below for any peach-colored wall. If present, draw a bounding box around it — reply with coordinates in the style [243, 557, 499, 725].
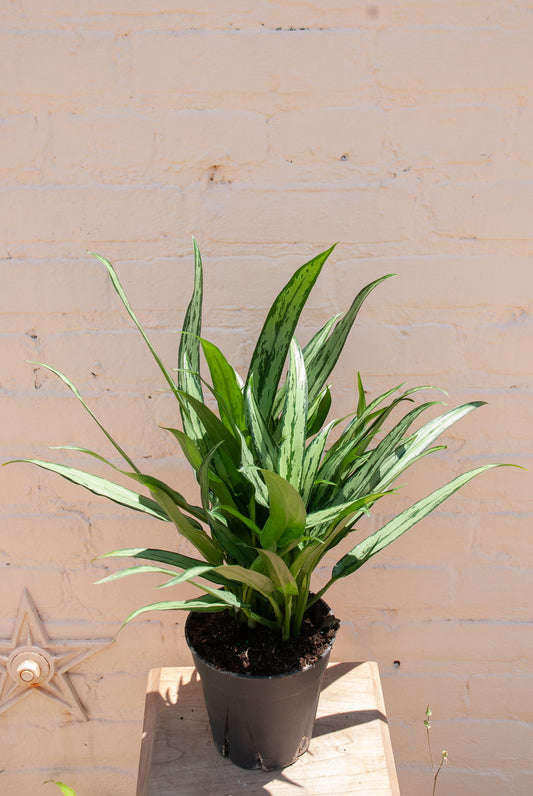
[1, 2, 531, 794]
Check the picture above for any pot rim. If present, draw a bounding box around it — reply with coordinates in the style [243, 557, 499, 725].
[184, 602, 338, 681]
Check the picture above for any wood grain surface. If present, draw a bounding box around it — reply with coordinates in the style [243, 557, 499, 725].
[136, 662, 400, 795]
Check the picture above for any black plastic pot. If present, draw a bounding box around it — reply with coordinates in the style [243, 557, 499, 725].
[185, 613, 335, 770]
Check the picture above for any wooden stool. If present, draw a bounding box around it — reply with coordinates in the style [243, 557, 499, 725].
[137, 661, 400, 795]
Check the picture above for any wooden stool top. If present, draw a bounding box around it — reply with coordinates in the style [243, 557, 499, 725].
[137, 661, 400, 795]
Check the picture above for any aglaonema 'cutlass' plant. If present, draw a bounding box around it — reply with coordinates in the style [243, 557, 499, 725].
[8, 242, 506, 640]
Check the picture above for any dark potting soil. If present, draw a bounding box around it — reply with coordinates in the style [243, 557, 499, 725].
[185, 599, 340, 677]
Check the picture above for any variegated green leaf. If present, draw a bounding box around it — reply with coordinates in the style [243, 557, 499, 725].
[300, 419, 338, 503]
[272, 313, 341, 419]
[148, 483, 223, 565]
[332, 464, 506, 580]
[100, 548, 229, 585]
[122, 592, 241, 626]
[278, 338, 308, 489]
[7, 460, 168, 520]
[177, 238, 205, 437]
[126, 471, 208, 523]
[246, 244, 336, 423]
[306, 384, 332, 438]
[306, 273, 394, 406]
[97, 564, 186, 584]
[244, 378, 277, 470]
[157, 565, 215, 588]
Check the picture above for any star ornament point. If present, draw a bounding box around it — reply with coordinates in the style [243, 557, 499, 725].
[0, 589, 112, 721]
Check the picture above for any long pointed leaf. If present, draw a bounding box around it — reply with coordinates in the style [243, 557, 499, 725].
[272, 313, 341, 419]
[90, 252, 177, 396]
[246, 244, 336, 422]
[122, 592, 241, 625]
[306, 273, 394, 406]
[7, 460, 168, 520]
[200, 337, 246, 433]
[278, 338, 308, 489]
[100, 547, 229, 585]
[148, 482, 223, 564]
[32, 362, 138, 472]
[125, 471, 208, 523]
[97, 564, 187, 584]
[332, 464, 506, 579]
[177, 238, 205, 437]
[372, 402, 487, 493]
[244, 378, 278, 470]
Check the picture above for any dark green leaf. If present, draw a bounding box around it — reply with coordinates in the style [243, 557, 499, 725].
[278, 338, 308, 489]
[246, 245, 336, 423]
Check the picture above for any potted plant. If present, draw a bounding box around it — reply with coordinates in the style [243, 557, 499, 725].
[9, 241, 505, 770]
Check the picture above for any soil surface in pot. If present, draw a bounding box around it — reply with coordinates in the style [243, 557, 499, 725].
[186, 599, 339, 676]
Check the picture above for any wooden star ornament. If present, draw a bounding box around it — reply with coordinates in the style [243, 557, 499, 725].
[0, 589, 112, 721]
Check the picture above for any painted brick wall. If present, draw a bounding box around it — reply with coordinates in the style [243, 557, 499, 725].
[1, 2, 531, 794]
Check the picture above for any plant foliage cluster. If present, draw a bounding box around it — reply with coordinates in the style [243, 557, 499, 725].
[11, 243, 502, 640]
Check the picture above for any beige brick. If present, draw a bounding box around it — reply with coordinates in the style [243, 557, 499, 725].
[269, 106, 387, 164]
[128, 30, 372, 105]
[156, 109, 267, 166]
[468, 672, 533, 721]
[409, 718, 533, 768]
[378, 27, 532, 93]
[41, 329, 169, 391]
[464, 314, 533, 376]
[0, 186, 192, 250]
[397, 766, 514, 796]
[445, 392, 533, 450]
[356, 618, 533, 664]
[514, 107, 533, 163]
[3, 709, 142, 769]
[0, 769, 134, 796]
[370, 511, 475, 567]
[470, 512, 533, 566]
[0, 114, 44, 170]
[116, 253, 294, 317]
[382, 672, 468, 720]
[0, 512, 90, 566]
[454, 565, 533, 620]
[393, 104, 506, 164]
[2, 32, 121, 102]
[0, 258, 109, 315]
[0, 565, 72, 621]
[338, 563, 453, 614]
[339, 319, 459, 379]
[0, 334, 39, 390]
[430, 181, 533, 240]
[337, 255, 532, 313]
[202, 182, 417, 244]
[50, 110, 156, 175]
